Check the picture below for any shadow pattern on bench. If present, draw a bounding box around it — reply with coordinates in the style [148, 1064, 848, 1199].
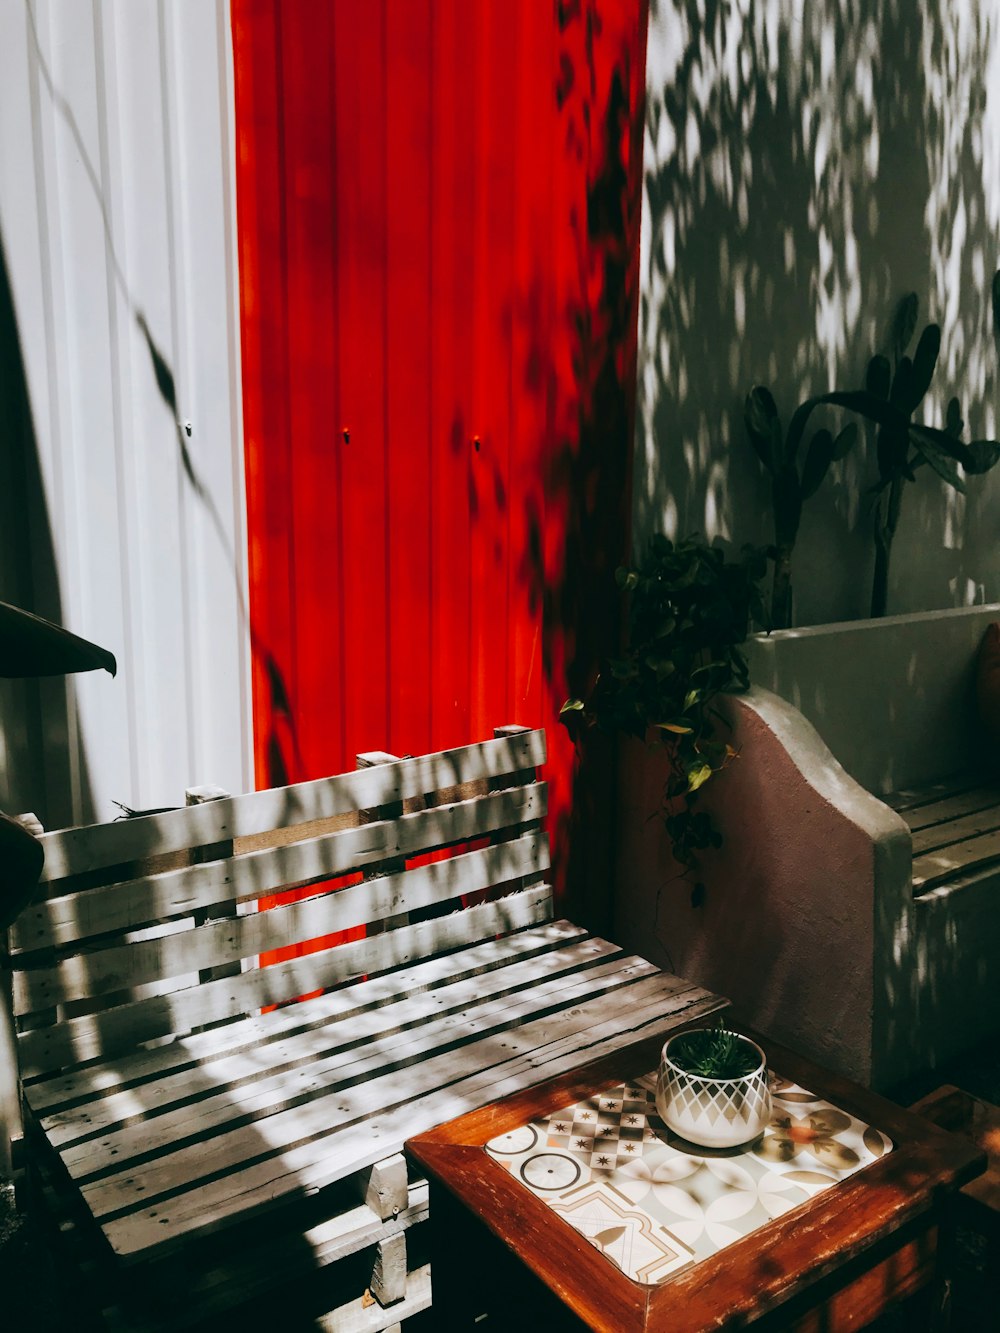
[2, 727, 724, 1330]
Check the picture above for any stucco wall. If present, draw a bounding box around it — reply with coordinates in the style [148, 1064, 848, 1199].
[613, 688, 912, 1086]
[747, 603, 1000, 795]
[636, 1, 1000, 627]
[0, 1, 251, 828]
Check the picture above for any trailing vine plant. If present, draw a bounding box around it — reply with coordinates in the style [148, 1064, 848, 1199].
[561, 535, 768, 906]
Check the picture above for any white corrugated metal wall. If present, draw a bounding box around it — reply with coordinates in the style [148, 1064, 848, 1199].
[0, 0, 251, 828]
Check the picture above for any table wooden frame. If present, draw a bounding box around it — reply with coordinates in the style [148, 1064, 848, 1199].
[407, 1026, 985, 1331]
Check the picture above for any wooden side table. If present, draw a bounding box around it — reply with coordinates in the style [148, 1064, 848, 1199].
[407, 1028, 984, 1331]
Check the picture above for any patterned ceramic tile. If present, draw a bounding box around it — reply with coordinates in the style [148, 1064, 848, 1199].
[485, 1071, 892, 1285]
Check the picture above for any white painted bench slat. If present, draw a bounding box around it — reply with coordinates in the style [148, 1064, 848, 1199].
[14, 783, 545, 954]
[59, 951, 650, 1179]
[910, 804, 1000, 856]
[17, 886, 555, 1075]
[41, 936, 619, 1147]
[95, 973, 721, 1258]
[25, 920, 589, 1116]
[13, 829, 548, 1013]
[4, 726, 726, 1329]
[902, 784, 1000, 833]
[37, 731, 547, 883]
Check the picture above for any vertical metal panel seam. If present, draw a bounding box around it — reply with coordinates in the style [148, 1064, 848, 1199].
[92, 0, 140, 804]
[272, 1, 299, 752]
[217, 0, 253, 794]
[427, 0, 436, 742]
[328, 0, 348, 772]
[382, 0, 392, 748]
[156, 0, 197, 785]
[24, 0, 83, 823]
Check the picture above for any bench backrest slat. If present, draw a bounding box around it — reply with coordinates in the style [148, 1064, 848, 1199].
[10, 783, 545, 954]
[7, 728, 551, 1080]
[16, 885, 554, 1077]
[36, 731, 546, 884]
[12, 829, 548, 1015]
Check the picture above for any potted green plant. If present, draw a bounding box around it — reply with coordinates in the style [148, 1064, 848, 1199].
[655, 1024, 772, 1149]
[561, 534, 768, 904]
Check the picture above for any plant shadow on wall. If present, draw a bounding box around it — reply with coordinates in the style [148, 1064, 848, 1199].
[22, 1, 300, 790]
[510, 0, 646, 931]
[638, 0, 1000, 627]
[745, 292, 1000, 627]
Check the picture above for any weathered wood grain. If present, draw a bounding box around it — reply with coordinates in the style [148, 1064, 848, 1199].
[13, 784, 545, 955]
[17, 886, 555, 1074]
[70, 955, 663, 1192]
[40, 935, 619, 1146]
[95, 975, 721, 1257]
[37, 731, 546, 884]
[25, 920, 591, 1115]
[13, 829, 548, 1012]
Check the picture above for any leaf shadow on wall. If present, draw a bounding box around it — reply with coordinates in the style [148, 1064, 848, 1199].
[637, 0, 1000, 629]
[22, 0, 300, 794]
[516, 1, 645, 930]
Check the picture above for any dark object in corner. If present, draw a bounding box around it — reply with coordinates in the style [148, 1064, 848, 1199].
[0, 813, 44, 930]
[0, 599, 116, 678]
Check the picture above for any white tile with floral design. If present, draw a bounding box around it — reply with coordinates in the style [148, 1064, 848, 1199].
[484, 1071, 892, 1284]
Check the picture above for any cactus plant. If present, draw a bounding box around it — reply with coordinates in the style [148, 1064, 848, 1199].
[778, 294, 1000, 617]
[744, 387, 858, 629]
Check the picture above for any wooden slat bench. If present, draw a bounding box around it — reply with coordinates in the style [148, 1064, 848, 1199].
[1, 726, 724, 1330]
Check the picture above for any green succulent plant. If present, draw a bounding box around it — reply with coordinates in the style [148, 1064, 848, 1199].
[668, 1024, 760, 1080]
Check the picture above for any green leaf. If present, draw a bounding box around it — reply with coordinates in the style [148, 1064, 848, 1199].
[906, 324, 941, 411]
[800, 428, 835, 500]
[772, 467, 802, 547]
[686, 761, 713, 792]
[646, 657, 676, 679]
[683, 688, 702, 709]
[912, 436, 966, 492]
[865, 354, 891, 400]
[889, 356, 914, 410]
[656, 721, 693, 734]
[559, 698, 585, 714]
[963, 440, 1000, 475]
[832, 422, 858, 460]
[946, 397, 964, 439]
[908, 423, 973, 466]
[889, 292, 918, 362]
[786, 389, 906, 461]
[744, 386, 783, 474]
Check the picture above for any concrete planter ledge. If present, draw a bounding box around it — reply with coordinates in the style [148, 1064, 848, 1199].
[615, 605, 1000, 1090]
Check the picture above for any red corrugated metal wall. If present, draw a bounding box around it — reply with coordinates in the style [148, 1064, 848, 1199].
[230, 0, 647, 914]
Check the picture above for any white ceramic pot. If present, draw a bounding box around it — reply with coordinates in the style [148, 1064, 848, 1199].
[655, 1031, 772, 1150]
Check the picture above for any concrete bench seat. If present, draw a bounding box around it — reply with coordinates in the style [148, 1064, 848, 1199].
[614, 605, 1000, 1092]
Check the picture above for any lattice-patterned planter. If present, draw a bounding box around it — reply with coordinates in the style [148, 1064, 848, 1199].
[655, 1031, 772, 1149]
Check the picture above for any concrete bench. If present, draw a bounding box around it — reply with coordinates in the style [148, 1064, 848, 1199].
[1, 725, 723, 1330]
[614, 606, 1000, 1092]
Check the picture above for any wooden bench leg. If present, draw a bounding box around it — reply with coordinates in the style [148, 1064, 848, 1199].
[371, 1232, 407, 1307]
[359, 1153, 408, 1221]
